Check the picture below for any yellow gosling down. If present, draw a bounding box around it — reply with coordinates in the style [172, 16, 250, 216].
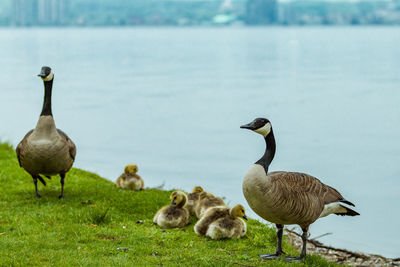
[153, 191, 191, 229]
[186, 186, 204, 215]
[206, 205, 248, 240]
[194, 191, 226, 219]
[194, 204, 247, 239]
[115, 164, 144, 190]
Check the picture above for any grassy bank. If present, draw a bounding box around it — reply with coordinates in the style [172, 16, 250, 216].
[0, 142, 335, 266]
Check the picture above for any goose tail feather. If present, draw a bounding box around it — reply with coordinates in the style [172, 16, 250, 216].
[335, 205, 360, 216]
[340, 199, 355, 207]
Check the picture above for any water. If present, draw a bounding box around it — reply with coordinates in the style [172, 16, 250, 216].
[0, 27, 399, 258]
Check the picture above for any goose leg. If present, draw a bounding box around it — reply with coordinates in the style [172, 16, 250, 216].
[32, 175, 41, 198]
[259, 224, 285, 260]
[59, 173, 65, 199]
[285, 226, 308, 262]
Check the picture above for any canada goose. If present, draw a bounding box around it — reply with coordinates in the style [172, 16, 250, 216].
[194, 191, 226, 219]
[16, 66, 76, 199]
[199, 204, 247, 240]
[153, 191, 191, 229]
[186, 186, 204, 215]
[241, 118, 359, 262]
[115, 164, 144, 190]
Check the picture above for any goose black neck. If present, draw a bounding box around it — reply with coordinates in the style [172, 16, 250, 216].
[40, 78, 53, 116]
[255, 129, 276, 174]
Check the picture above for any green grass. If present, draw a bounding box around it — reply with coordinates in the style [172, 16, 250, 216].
[0, 141, 336, 266]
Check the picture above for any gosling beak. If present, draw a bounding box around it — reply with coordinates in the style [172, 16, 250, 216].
[243, 215, 248, 220]
[240, 122, 255, 130]
[171, 201, 176, 205]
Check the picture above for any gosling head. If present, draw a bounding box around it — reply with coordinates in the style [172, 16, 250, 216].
[124, 164, 138, 174]
[240, 118, 272, 137]
[230, 204, 248, 220]
[37, 66, 54, 81]
[192, 186, 204, 193]
[170, 191, 187, 207]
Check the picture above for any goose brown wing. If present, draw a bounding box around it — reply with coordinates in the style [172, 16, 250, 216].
[269, 171, 346, 205]
[57, 129, 76, 160]
[16, 129, 34, 167]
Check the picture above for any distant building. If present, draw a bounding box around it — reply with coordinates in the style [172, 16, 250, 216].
[38, 0, 69, 25]
[246, 0, 277, 24]
[11, 0, 69, 26]
[12, 0, 38, 26]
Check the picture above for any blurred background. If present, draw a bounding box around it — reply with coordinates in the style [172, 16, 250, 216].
[0, 0, 399, 260]
[1, 0, 400, 26]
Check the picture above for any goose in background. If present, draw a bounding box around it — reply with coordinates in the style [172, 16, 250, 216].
[241, 117, 359, 262]
[16, 66, 76, 199]
[194, 191, 226, 219]
[195, 204, 248, 240]
[153, 191, 191, 229]
[186, 186, 204, 215]
[116, 164, 144, 190]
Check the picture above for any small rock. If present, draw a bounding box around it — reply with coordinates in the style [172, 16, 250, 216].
[136, 220, 144, 224]
[117, 247, 130, 251]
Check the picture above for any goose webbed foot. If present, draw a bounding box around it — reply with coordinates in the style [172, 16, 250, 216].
[284, 226, 308, 263]
[260, 224, 285, 260]
[259, 252, 284, 260]
[35, 193, 42, 198]
[284, 255, 305, 263]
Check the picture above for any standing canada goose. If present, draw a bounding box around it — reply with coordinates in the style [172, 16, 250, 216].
[241, 118, 359, 262]
[153, 191, 191, 229]
[16, 66, 76, 199]
[115, 164, 144, 190]
[194, 204, 248, 240]
[194, 191, 226, 219]
[186, 186, 204, 215]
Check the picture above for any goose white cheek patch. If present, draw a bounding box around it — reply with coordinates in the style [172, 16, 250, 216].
[42, 72, 54, 81]
[254, 123, 271, 137]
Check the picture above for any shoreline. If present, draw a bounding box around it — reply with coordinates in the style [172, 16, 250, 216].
[286, 229, 400, 266]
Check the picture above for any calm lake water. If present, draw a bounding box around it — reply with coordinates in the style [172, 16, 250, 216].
[0, 27, 399, 258]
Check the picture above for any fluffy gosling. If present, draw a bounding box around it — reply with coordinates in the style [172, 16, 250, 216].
[115, 164, 144, 190]
[194, 191, 226, 219]
[186, 186, 204, 215]
[194, 204, 247, 239]
[206, 204, 248, 240]
[153, 191, 191, 229]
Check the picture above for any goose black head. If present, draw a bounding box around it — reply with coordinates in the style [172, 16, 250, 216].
[38, 66, 54, 81]
[240, 118, 272, 137]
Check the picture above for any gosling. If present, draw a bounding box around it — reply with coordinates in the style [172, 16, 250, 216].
[194, 204, 247, 239]
[194, 191, 226, 219]
[153, 191, 191, 229]
[115, 164, 144, 190]
[186, 186, 204, 215]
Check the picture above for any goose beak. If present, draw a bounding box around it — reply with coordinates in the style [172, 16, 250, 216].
[37, 73, 46, 78]
[243, 215, 248, 220]
[171, 201, 176, 205]
[240, 122, 255, 130]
